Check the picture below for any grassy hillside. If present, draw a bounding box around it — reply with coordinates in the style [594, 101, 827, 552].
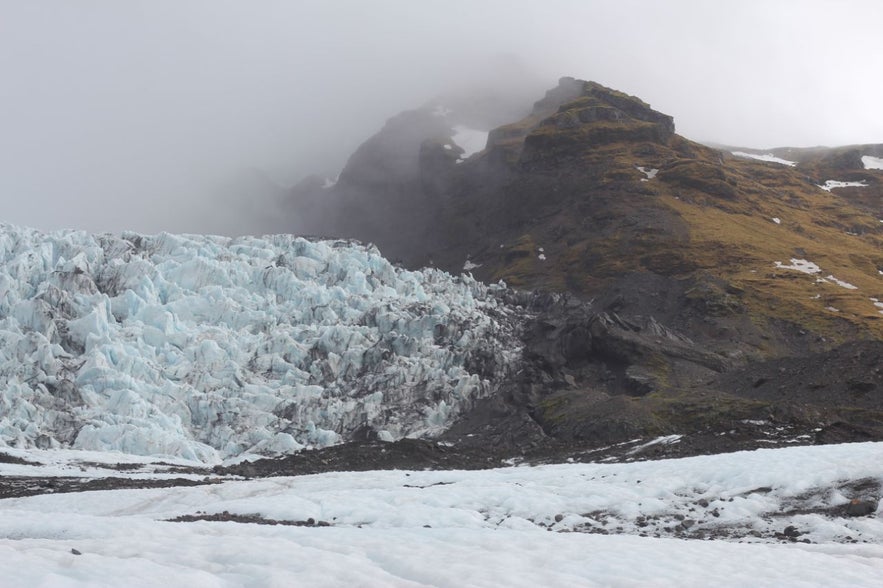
[450, 80, 883, 350]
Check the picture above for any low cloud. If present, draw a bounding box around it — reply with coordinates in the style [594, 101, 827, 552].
[1, 0, 881, 235]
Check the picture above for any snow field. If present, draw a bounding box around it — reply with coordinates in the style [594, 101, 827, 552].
[3, 524, 883, 587]
[8, 442, 879, 542]
[1, 442, 883, 586]
[0, 225, 521, 461]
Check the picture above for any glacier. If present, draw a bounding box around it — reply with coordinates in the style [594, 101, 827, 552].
[0, 224, 521, 462]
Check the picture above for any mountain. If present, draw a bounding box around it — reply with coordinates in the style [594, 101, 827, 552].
[4, 80, 883, 588]
[3, 78, 883, 464]
[292, 77, 883, 348]
[283, 77, 883, 453]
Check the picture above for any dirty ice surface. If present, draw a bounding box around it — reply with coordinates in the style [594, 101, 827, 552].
[773, 259, 863, 294]
[1, 442, 882, 587]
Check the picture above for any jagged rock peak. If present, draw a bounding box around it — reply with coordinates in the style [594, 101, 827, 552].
[510, 78, 677, 165]
[540, 77, 674, 136]
[487, 77, 676, 162]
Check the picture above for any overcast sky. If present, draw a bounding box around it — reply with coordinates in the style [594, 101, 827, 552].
[2, 0, 882, 236]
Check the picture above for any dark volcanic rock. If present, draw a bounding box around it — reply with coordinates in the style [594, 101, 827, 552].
[716, 341, 883, 412]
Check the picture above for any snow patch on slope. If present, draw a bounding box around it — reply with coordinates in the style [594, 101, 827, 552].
[636, 166, 658, 181]
[824, 275, 858, 290]
[774, 259, 821, 274]
[451, 126, 489, 160]
[819, 180, 868, 191]
[774, 259, 860, 292]
[861, 155, 883, 170]
[0, 225, 520, 462]
[732, 151, 797, 166]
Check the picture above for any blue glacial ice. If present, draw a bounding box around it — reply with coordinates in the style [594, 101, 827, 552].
[0, 225, 520, 462]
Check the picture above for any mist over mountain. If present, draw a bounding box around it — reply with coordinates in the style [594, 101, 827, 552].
[5, 73, 883, 464]
[3, 1, 883, 237]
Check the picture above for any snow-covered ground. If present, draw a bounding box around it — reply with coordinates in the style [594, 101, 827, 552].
[0, 225, 521, 462]
[1, 442, 881, 586]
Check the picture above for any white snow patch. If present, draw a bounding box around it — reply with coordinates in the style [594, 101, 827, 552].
[731, 151, 797, 166]
[443, 144, 452, 150]
[452, 126, 489, 160]
[538, 254, 546, 261]
[463, 260, 481, 271]
[861, 155, 883, 170]
[825, 306, 840, 312]
[818, 180, 869, 191]
[322, 176, 338, 189]
[825, 275, 858, 290]
[774, 259, 821, 274]
[636, 166, 659, 180]
[771, 217, 781, 225]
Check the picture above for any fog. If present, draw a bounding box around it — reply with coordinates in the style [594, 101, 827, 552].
[2, 0, 882, 236]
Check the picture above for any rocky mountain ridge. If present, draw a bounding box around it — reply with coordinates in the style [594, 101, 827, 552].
[283, 77, 883, 455]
